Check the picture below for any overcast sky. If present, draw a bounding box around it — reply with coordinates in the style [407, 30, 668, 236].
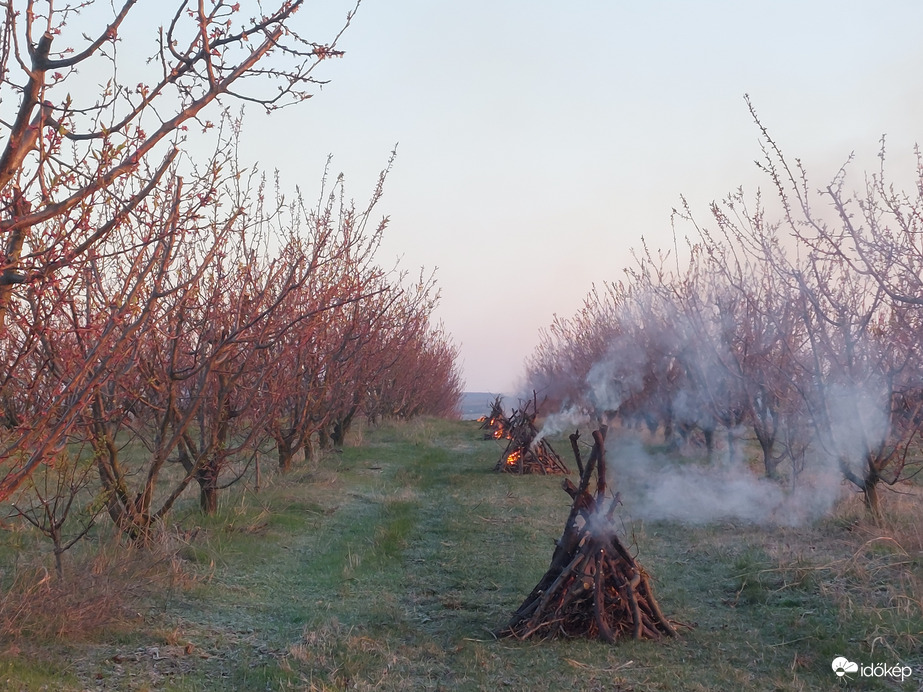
[165, 2, 923, 392]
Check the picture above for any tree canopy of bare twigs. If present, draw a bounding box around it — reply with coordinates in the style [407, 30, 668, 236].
[0, 2, 464, 545]
[526, 98, 923, 522]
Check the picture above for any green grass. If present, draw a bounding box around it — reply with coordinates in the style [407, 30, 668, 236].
[1, 418, 921, 690]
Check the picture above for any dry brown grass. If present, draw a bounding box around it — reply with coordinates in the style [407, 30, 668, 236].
[881, 482, 923, 554]
[774, 485, 923, 657]
[0, 530, 200, 653]
[844, 484, 923, 652]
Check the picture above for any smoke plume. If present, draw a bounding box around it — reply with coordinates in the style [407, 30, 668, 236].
[606, 436, 845, 526]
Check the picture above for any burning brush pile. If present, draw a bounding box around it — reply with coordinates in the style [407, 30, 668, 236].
[478, 395, 511, 440]
[498, 427, 676, 643]
[482, 395, 568, 475]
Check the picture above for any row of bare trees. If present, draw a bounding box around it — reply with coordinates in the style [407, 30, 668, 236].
[1, 0, 462, 550]
[527, 100, 923, 521]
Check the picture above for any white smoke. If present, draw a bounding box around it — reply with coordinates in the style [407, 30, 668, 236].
[822, 381, 890, 478]
[605, 436, 846, 526]
[530, 405, 591, 450]
[585, 336, 646, 413]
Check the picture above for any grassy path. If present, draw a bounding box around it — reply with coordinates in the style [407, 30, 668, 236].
[2, 418, 920, 690]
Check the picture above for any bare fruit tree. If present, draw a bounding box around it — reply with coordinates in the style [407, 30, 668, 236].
[524, 99, 923, 520]
[0, 0, 360, 502]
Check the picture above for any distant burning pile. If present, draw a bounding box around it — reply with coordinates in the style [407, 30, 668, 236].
[490, 395, 568, 475]
[478, 395, 511, 440]
[499, 428, 676, 642]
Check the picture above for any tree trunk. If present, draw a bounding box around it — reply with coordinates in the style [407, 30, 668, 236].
[96, 421, 155, 542]
[703, 427, 715, 457]
[841, 456, 884, 524]
[754, 423, 779, 477]
[331, 406, 357, 448]
[277, 436, 294, 473]
[196, 464, 219, 514]
[863, 468, 882, 525]
[105, 493, 154, 543]
[726, 428, 738, 464]
[760, 439, 780, 478]
[51, 528, 64, 580]
[305, 434, 318, 462]
[331, 420, 346, 447]
[662, 415, 675, 447]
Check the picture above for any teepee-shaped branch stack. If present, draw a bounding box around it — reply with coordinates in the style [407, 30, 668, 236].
[478, 395, 511, 440]
[499, 427, 676, 642]
[494, 396, 568, 475]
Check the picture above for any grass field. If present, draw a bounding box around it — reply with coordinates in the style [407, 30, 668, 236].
[1, 418, 921, 691]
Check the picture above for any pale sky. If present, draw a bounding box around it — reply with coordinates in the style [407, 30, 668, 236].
[105, 2, 923, 392]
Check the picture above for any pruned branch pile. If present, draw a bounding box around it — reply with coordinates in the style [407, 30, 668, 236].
[494, 395, 568, 475]
[478, 395, 511, 440]
[499, 427, 676, 642]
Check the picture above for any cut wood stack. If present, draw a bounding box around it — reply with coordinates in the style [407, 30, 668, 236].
[499, 427, 676, 642]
